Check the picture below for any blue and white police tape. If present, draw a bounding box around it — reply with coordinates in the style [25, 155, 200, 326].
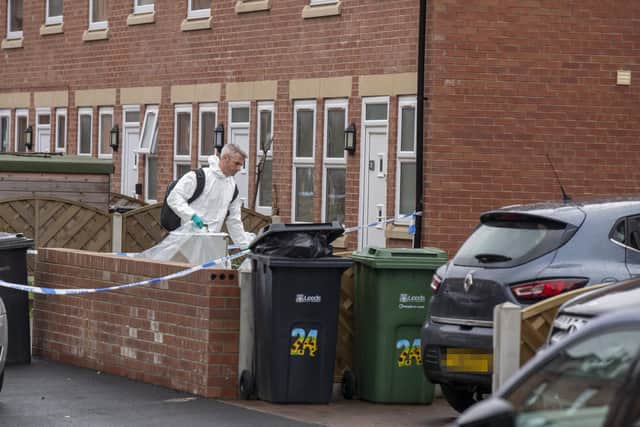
[0, 249, 250, 296]
[0, 211, 421, 295]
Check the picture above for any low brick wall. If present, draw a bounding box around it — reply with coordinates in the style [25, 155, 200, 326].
[31, 248, 240, 398]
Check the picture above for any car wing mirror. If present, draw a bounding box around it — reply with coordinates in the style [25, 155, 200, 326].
[456, 397, 515, 427]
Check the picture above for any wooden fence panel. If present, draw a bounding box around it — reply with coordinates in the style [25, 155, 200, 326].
[121, 203, 166, 253]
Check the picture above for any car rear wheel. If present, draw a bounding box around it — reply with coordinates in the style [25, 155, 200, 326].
[440, 384, 482, 413]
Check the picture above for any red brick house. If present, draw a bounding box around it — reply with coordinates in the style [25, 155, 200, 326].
[1, 1, 638, 256]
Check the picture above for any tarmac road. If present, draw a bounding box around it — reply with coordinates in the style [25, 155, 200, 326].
[0, 358, 457, 427]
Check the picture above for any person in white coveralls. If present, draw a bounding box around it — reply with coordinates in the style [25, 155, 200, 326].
[167, 143, 253, 250]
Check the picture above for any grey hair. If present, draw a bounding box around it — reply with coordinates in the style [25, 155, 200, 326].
[221, 143, 248, 159]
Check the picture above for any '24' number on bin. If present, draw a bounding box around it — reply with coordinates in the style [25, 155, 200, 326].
[290, 328, 318, 357]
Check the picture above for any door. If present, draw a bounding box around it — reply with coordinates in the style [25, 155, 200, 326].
[230, 127, 249, 207]
[359, 125, 388, 248]
[36, 128, 50, 152]
[121, 125, 139, 198]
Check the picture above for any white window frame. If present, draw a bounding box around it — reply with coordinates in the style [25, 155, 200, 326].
[198, 103, 217, 166]
[136, 105, 158, 154]
[55, 108, 67, 153]
[0, 110, 10, 152]
[14, 109, 28, 152]
[7, 0, 23, 39]
[97, 106, 114, 159]
[89, 0, 108, 31]
[173, 104, 192, 179]
[77, 107, 93, 156]
[321, 99, 347, 223]
[133, 0, 154, 15]
[36, 108, 51, 153]
[256, 101, 274, 215]
[228, 101, 250, 174]
[188, 0, 210, 20]
[46, 0, 63, 25]
[292, 100, 316, 223]
[395, 96, 417, 224]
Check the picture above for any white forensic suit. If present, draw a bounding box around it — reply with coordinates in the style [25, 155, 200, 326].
[166, 155, 252, 249]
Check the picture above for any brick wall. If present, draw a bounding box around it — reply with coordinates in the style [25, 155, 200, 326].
[32, 248, 240, 398]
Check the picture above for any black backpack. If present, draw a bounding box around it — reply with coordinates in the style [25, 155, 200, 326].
[160, 168, 239, 231]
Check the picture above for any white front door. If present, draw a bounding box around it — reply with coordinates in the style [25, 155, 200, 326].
[359, 125, 388, 249]
[230, 127, 249, 207]
[121, 125, 139, 198]
[36, 128, 50, 152]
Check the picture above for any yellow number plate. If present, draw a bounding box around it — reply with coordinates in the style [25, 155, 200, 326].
[444, 348, 492, 373]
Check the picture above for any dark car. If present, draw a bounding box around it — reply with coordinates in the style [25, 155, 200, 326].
[455, 309, 640, 427]
[421, 198, 640, 412]
[549, 277, 640, 345]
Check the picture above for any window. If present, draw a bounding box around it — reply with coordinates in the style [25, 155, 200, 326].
[7, 0, 23, 39]
[188, 0, 210, 19]
[292, 100, 316, 223]
[174, 105, 192, 179]
[46, 0, 63, 25]
[77, 108, 93, 155]
[89, 0, 108, 30]
[146, 153, 158, 203]
[310, 0, 338, 4]
[137, 105, 158, 153]
[0, 110, 10, 152]
[322, 99, 347, 224]
[256, 102, 273, 215]
[395, 97, 417, 223]
[133, 0, 153, 14]
[36, 108, 51, 152]
[98, 107, 113, 158]
[198, 103, 217, 165]
[55, 108, 67, 152]
[14, 109, 27, 152]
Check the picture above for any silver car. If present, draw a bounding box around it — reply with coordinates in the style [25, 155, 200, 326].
[0, 296, 6, 391]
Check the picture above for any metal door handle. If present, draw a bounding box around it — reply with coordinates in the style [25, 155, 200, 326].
[376, 204, 385, 229]
[377, 153, 385, 178]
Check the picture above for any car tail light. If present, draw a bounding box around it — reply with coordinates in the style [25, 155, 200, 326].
[430, 274, 442, 293]
[511, 278, 587, 301]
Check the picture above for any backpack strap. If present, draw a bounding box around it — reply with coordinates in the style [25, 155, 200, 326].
[188, 168, 206, 203]
[232, 184, 239, 203]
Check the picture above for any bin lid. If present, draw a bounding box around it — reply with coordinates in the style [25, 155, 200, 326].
[351, 246, 448, 270]
[249, 222, 344, 257]
[0, 233, 34, 251]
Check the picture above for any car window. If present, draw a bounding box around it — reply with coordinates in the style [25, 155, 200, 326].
[628, 216, 640, 250]
[454, 214, 574, 267]
[611, 219, 625, 245]
[505, 328, 640, 427]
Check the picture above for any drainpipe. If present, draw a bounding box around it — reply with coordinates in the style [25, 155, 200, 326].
[413, 0, 427, 248]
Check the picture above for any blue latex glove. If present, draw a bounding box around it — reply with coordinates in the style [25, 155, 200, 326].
[191, 214, 205, 229]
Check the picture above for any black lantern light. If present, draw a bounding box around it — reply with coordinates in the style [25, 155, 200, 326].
[110, 124, 119, 151]
[214, 123, 225, 153]
[344, 122, 356, 153]
[24, 125, 33, 151]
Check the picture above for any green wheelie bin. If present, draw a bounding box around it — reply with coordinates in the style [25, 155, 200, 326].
[345, 246, 447, 403]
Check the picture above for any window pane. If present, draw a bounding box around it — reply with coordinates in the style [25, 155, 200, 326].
[400, 106, 415, 152]
[366, 103, 387, 121]
[191, 0, 209, 10]
[325, 168, 345, 223]
[259, 110, 272, 152]
[296, 109, 313, 158]
[327, 108, 345, 158]
[49, 0, 63, 16]
[10, 0, 23, 32]
[56, 115, 66, 150]
[92, 0, 107, 22]
[399, 162, 416, 215]
[176, 112, 191, 156]
[80, 115, 92, 154]
[231, 107, 249, 123]
[1, 117, 9, 152]
[125, 111, 139, 123]
[138, 0, 154, 5]
[38, 114, 50, 125]
[176, 163, 191, 179]
[140, 110, 157, 150]
[295, 167, 314, 222]
[16, 116, 26, 152]
[100, 114, 112, 154]
[147, 155, 158, 200]
[258, 158, 272, 207]
[200, 111, 215, 156]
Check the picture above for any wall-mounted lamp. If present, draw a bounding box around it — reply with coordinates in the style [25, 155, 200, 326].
[344, 122, 356, 153]
[214, 123, 225, 153]
[110, 124, 120, 152]
[24, 125, 33, 151]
